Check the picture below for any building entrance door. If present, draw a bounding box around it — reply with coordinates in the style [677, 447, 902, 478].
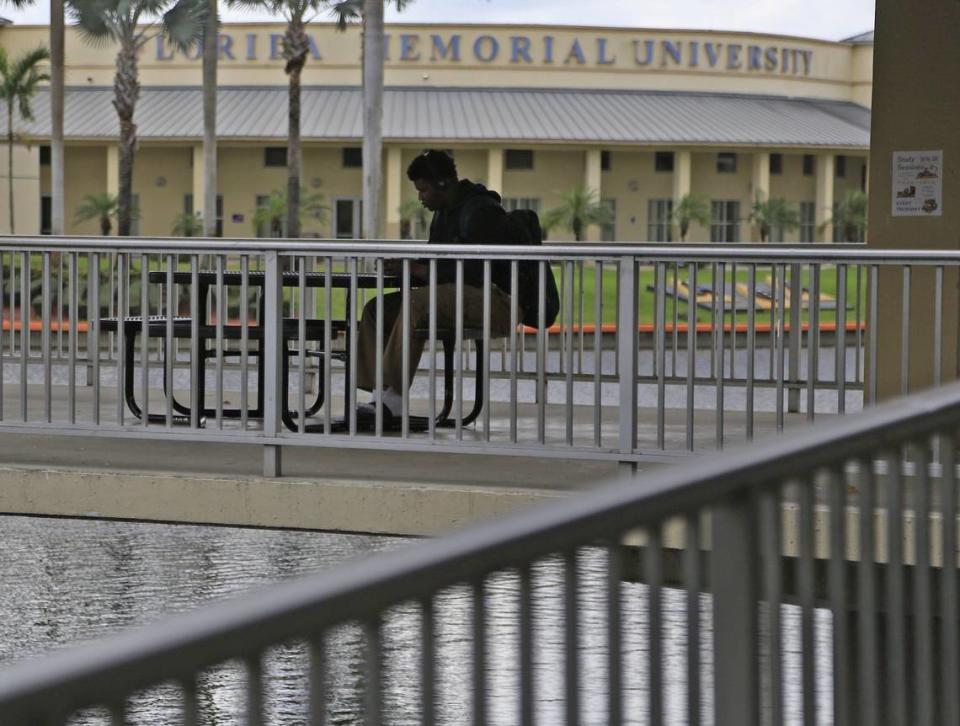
[333, 198, 363, 239]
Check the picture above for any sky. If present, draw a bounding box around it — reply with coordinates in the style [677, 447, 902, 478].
[1, 0, 876, 43]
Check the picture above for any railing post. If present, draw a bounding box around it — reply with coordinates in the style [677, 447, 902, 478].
[788, 263, 802, 413]
[263, 250, 283, 477]
[711, 493, 759, 726]
[617, 257, 638, 474]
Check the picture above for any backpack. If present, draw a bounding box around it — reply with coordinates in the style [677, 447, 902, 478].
[459, 199, 560, 329]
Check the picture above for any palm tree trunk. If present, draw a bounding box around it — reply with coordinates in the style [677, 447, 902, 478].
[202, 0, 218, 237]
[50, 0, 65, 236]
[572, 218, 582, 241]
[113, 41, 139, 237]
[286, 63, 301, 239]
[8, 113, 14, 235]
[362, 0, 384, 240]
[284, 20, 308, 240]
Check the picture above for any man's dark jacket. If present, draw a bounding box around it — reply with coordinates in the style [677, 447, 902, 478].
[427, 179, 513, 294]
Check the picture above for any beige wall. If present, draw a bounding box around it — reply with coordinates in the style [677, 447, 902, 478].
[0, 143, 41, 235]
[130, 146, 193, 236]
[602, 150, 673, 241]
[0, 24, 873, 104]
[867, 0, 960, 401]
[29, 142, 867, 243]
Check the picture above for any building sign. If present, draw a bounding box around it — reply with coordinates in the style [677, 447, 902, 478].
[892, 150, 943, 217]
[153, 30, 816, 77]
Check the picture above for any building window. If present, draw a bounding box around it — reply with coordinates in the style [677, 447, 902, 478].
[505, 149, 534, 170]
[39, 145, 50, 166]
[647, 199, 673, 242]
[769, 153, 783, 175]
[40, 194, 51, 234]
[710, 200, 740, 242]
[799, 201, 816, 242]
[716, 153, 737, 174]
[654, 151, 674, 172]
[802, 154, 815, 176]
[600, 150, 611, 171]
[342, 147, 363, 168]
[835, 155, 846, 178]
[264, 147, 287, 167]
[503, 198, 540, 213]
[600, 199, 616, 241]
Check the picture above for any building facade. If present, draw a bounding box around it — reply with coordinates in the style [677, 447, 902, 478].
[0, 22, 873, 241]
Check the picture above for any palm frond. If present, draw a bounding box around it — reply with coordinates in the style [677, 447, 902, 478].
[161, 0, 206, 52]
[9, 46, 49, 86]
[223, 0, 276, 12]
[328, 0, 361, 29]
[69, 0, 119, 46]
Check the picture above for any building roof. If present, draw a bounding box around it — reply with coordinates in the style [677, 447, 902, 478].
[14, 86, 870, 148]
[842, 30, 874, 44]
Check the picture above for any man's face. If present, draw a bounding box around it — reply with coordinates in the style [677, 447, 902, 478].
[414, 178, 447, 212]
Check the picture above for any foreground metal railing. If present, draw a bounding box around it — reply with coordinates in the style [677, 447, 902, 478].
[0, 381, 957, 724]
[0, 236, 952, 472]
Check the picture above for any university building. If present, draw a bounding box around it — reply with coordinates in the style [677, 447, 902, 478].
[0, 21, 873, 242]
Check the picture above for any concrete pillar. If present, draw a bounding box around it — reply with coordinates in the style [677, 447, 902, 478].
[672, 150, 692, 240]
[815, 153, 835, 243]
[385, 146, 402, 239]
[584, 148, 602, 241]
[751, 152, 770, 241]
[191, 143, 204, 219]
[486, 147, 504, 196]
[106, 144, 119, 200]
[867, 0, 960, 402]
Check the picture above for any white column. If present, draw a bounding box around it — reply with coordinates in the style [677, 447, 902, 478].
[191, 143, 204, 218]
[815, 153, 835, 243]
[584, 148, 602, 241]
[672, 150, 692, 241]
[385, 146, 403, 239]
[751, 152, 770, 241]
[486, 147, 503, 195]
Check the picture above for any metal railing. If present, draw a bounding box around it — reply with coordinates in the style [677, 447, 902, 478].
[0, 378, 957, 724]
[0, 236, 952, 472]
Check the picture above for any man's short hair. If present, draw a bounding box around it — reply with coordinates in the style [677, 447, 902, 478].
[407, 149, 457, 186]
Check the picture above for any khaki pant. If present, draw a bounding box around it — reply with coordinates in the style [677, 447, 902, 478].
[356, 283, 514, 392]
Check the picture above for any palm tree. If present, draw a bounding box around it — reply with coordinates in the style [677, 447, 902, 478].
[252, 188, 328, 237]
[542, 183, 614, 241]
[3, 0, 64, 235]
[75, 192, 119, 236]
[828, 190, 868, 242]
[229, 0, 354, 239]
[201, 0, 218, 236]
[172, 210, 204, 236]
[671, 193, 710, 242]
[70, 0, 205, 236]
[0, 46, 50, 234]
[332, 0, 411, 240]
[749, 195, 800, 242]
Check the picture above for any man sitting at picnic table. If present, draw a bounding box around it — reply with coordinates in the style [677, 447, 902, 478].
[356, 149, 515, 423]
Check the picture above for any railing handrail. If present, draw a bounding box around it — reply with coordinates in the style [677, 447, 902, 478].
[5, 235, 960, 265]
[1, 380, 958, 717]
